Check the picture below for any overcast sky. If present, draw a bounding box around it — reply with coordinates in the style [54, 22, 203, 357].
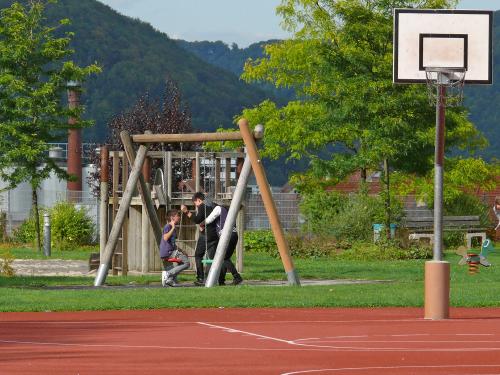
[98, 0, 500, 47]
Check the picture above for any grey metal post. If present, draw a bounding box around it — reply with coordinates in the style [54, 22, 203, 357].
[433, 83, 446, 261]
[205, 156, 252, 287]
[43, 213, 51, 257]
[94, 143, 149, 286]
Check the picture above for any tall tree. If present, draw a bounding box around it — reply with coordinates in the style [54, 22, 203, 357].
[87, 78, 195, 195]
[0, 1, 99, 251]
[241, 0, 486, 193]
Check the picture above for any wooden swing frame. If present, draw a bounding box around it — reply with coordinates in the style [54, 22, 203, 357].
[94, 119, 300, 287]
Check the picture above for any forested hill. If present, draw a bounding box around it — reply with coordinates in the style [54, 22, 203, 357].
[177, 39, 295, 104]
[0, 0, 273, 141]
[464, 9, 500, 160]
[178, 20, 500, 161]
[176, 40, 270, 77]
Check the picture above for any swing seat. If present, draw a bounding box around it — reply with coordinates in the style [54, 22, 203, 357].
[166, 257, 183, 263]
[201, 259, 213, 264]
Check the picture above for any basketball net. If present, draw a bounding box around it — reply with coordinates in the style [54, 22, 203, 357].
[425, 67, 466, 107]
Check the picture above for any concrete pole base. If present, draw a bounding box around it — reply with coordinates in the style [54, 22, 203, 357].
[424, 260, 450, 320]
[286, 269, 301, 286]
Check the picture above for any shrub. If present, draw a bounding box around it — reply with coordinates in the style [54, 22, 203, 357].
[50, 202, 94, 250]
[328, 193, 386, 241]
[444, 193, 493, 227]
[12, 210, 45, 244]
[443, 231, 465, 249]
[244, 230, 277, 256]
[334, 239, 432, 261]
[0, 249, 14, 277]
[299, 190, 345, 235]
[244, 230, 338, 259]
[12, 202, 94, 250]
[287, 234, 338, 258]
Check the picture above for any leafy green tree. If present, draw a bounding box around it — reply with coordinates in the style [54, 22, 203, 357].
[240, 0, 485, 193]
[393, 157, 500, 207]
[0, 1, 100, 251]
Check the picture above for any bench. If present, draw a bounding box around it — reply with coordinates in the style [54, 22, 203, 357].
[402, 215, 486, 248]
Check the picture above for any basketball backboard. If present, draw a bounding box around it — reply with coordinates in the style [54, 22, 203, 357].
[393, 9, 493, 84]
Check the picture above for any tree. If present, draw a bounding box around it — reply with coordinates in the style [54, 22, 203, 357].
[87, 78, 195, 195]
[240, 0, 485, 194]
[0, 1, 100, 251]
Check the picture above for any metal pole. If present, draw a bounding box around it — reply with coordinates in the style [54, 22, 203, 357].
[43, 213, 51, 257]
[424, 80, 450, 320]
[238, 119, 300, 286]
[205, 156, 252, 287]
[433, 84, 446, 261]
[94, 143, 149, 286]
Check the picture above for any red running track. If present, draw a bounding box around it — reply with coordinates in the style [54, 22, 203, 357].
[2, 307, 500, 374]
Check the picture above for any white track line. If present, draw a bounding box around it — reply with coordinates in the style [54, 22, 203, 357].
[196, 322, 500, 352]
[281, 364, 500, 375]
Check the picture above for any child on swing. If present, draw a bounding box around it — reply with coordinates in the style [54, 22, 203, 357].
[160, 209, 190, 287]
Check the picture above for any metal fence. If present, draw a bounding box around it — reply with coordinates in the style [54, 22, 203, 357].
[244, 192, 303, 232]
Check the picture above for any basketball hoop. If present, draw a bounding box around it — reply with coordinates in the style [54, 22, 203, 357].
[424, 67, 466, 107]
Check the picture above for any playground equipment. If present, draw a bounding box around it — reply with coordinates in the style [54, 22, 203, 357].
[99, 146, 245, 276]
[393, 8, 493, 319]
[457, 239, 496, 274]
[95, 119, 301, 288]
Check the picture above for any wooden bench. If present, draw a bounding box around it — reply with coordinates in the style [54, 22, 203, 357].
[402, 215, 486, 248]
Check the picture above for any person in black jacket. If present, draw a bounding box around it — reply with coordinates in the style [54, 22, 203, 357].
[181, 192, 218, 280]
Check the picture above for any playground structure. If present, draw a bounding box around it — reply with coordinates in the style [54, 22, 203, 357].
[98, 147, 246, 276]
[95, 119, 301, 288]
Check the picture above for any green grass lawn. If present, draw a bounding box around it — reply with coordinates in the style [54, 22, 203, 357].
[7, 245, 97, 260]
[1, 249, 500, 312]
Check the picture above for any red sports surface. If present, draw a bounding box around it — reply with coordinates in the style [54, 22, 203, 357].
[2, 307, 500, 374]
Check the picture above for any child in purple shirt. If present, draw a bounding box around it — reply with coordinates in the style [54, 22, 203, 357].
[160, 209, 190, 287]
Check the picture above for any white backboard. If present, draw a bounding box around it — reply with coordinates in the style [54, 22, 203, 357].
[393, 9, 493, 84]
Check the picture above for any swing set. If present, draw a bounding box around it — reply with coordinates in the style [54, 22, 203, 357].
[95, 119, 301, 288]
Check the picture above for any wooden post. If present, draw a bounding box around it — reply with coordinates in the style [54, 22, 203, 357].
[94, 143, 149, 286]
[111, 151, 119, 274]
[121, 152, 129, 276]
[238, 119, 300, 286]
[166, 151, 172, 209]
[141, 156, 151, 273]
[99, 146, 109, 264]
[215, 157, 221, 199]
[195, 152, 200, 193]
[225, 158, 231, 193]
[121, 131, 162, 246]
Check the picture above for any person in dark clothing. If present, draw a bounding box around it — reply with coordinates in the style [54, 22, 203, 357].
[193, 224, 207, 286]
[205, 204, 242, 286]
[181, 192, 218, 280]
